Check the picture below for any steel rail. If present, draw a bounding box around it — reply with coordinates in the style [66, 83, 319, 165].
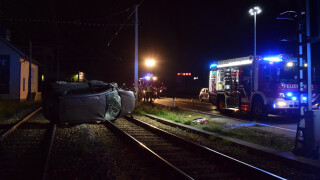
[104, 118, 193, 179]
[108, 116, 286, 179]
[0, 106, 56, 180]
[0, 106, 43, 141]
[42, 123, 56, 180]
[126, 116, 286, 179]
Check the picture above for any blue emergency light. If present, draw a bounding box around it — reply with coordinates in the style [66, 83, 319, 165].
[144, 76, 151, 80]
[286, 92, 293, 97]
[263, 57, 282, 62]
[210, 64, 217, 68]
[302, 97, 307, 101]
[292, 97, 297, 101]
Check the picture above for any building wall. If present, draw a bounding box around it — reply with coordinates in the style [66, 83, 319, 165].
[20, 59, 29, 100]
[31, 63, 38, 92]
[0, 41, 21, 100]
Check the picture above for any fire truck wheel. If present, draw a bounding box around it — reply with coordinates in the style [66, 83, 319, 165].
[218, 96, 226, 113]
[252, 99, 267, 121]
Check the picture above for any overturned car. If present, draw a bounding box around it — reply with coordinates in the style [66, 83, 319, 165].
[43, 80, 135, 123]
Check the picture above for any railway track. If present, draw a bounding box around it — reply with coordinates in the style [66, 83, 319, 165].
[0, 107, 55, 180]
[0, 107, 171, 179]
[106, 116, 286, 180]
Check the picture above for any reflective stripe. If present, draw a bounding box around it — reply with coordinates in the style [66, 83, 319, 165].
[146, 86, 151, 92]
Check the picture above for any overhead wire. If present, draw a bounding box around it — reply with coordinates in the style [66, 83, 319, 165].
[106, 0, 145, 48]
[0, 18, 134, 27]
[83, 6, 135, 21]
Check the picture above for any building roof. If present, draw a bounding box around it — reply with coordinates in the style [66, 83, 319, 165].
[0, 37, 27, 58]
[0, 37, 42, 66]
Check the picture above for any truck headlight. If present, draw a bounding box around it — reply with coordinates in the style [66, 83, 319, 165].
[276, 101, 287, 107]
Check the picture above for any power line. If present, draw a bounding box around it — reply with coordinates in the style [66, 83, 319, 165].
[82, 6, 135, 21]
[0, 18, 134, 27]
[106, 0, 145, 47]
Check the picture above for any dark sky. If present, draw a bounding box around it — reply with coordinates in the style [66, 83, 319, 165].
[0, 0, 319, 87]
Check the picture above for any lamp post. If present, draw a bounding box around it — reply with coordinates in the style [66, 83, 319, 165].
[249, 6, 262, 58]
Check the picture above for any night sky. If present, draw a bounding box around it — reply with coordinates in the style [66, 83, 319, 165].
[0, 0, 319, 89]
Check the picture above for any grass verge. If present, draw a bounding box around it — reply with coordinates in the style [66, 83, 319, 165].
[134, 101, 222, 125]
[134, 102, 294, 152]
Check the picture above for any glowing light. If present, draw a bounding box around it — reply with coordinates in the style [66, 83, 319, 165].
[286, 92, 293, 97]
[292, 97, 297, 101]
[302, 97, 307, 101]
[145, 59, 155, 67]
[217, 60, 252, 68]
[249, 6, 262, 16]
[177, 73, 192, 76]
[286, 62, 294, 67]
[262, 57, 282, 62]
[276, 101, 287, 107]
[273, 103, 276, 109]
[144, 76, 151, 80]
[210, 64, 217, 68]
[41, 75, 45, 82]
[79, 72, 85, 82]
[304, 63, 308, 67]
[152, 76, 158, 81]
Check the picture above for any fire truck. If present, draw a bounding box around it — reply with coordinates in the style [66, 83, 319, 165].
[209, 55, 319, 119]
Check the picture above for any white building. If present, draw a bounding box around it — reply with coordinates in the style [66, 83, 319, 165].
[0, 38, 39, 101]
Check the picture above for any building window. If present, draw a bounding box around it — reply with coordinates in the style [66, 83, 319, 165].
[23, 78, 25, 91]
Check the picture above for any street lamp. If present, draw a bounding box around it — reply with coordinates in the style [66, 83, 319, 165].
[145, 59, 155, 67]
[249, 6, 262, 58]
[145, 59, 155, 74]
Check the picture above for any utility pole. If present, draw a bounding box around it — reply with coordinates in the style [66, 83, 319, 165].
[27, 40, 32, 100]
[254, 12, 257, 58]
[134, 5, 139, 95]
[294, 0, 315, 157]
[306, 0, 312, 111]
[57, 47, 59, 80]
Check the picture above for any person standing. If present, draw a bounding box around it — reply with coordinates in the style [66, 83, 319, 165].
[146, 83, 152, 102]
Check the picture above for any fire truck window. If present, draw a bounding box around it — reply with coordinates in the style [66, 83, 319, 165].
[277, 67, 299, 83]
[241, 65, 251, 95]
[262, 65, 274, 82]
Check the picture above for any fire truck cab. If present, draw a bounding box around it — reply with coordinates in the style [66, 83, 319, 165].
[209, 55, 319, 119]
